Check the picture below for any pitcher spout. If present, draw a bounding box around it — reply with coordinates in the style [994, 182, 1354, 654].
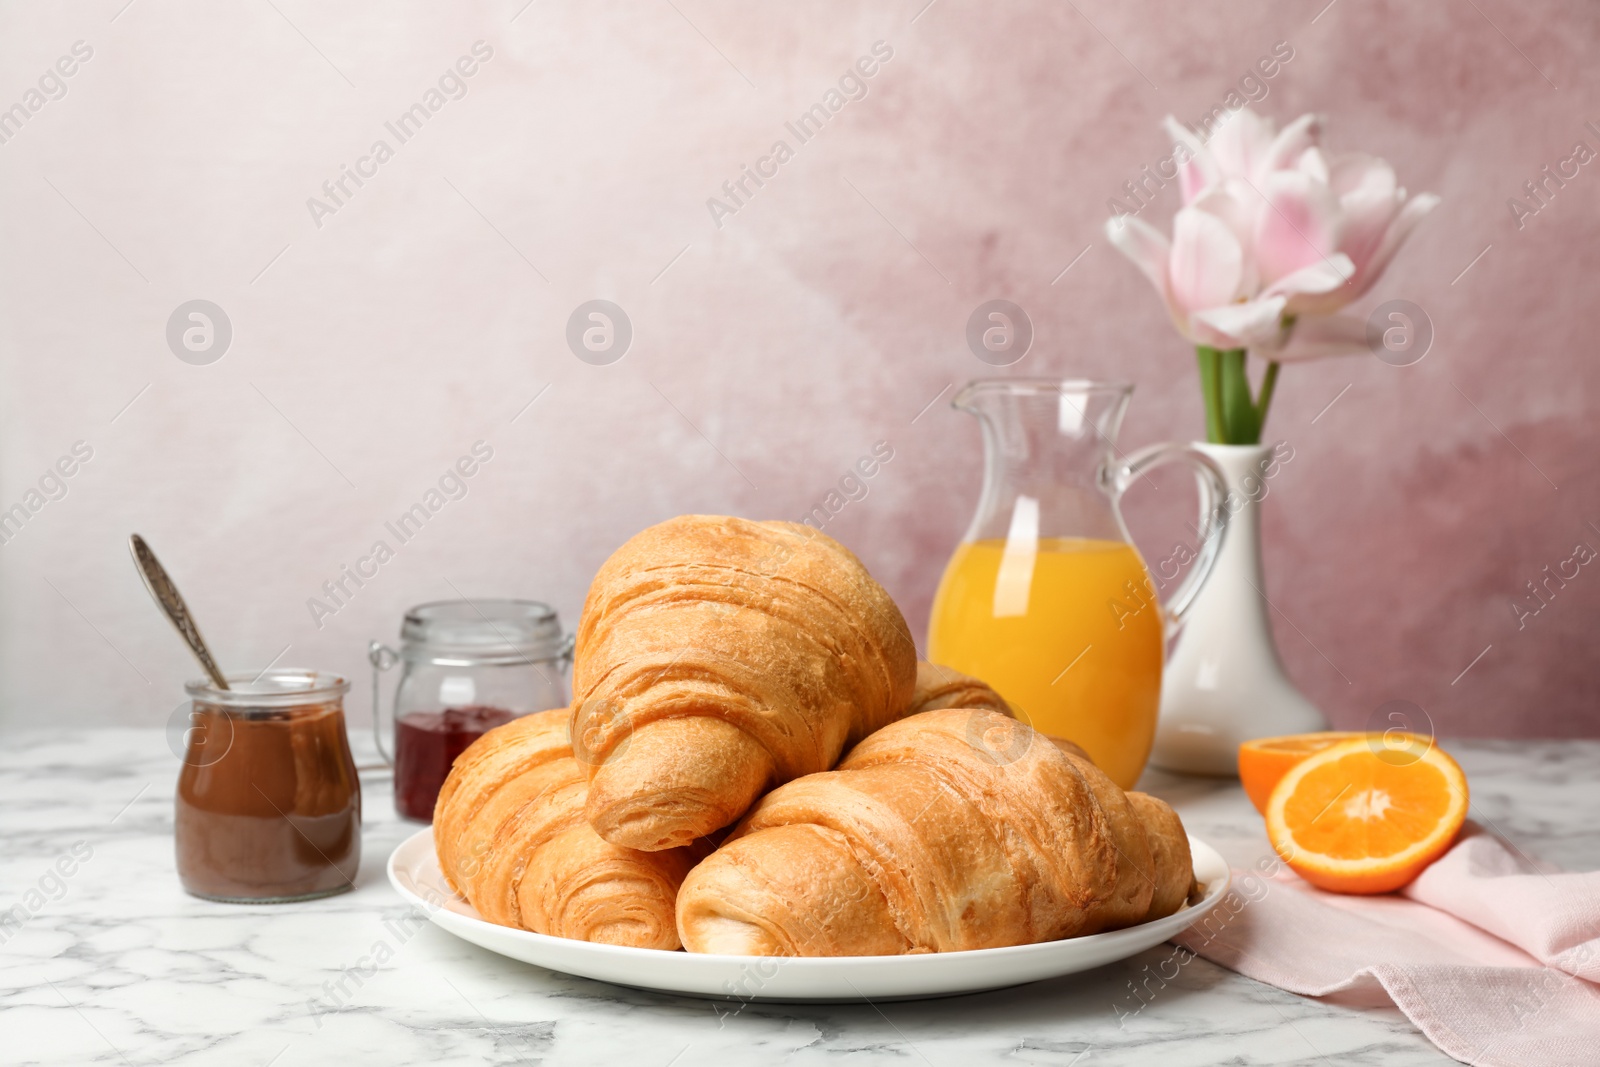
[952, 378, 1134, 442]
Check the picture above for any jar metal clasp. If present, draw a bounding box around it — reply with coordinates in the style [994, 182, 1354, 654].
[368, 641, 402, 766]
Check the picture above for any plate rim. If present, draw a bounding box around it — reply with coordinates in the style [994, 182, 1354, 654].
[386, 825, 1231, 977]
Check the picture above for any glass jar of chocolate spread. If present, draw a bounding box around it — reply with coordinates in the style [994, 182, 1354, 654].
[175, 670, 360, 903]
[370, 600, 571, 822]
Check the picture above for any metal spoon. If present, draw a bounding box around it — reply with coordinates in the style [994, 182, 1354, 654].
[128, 534, 229, 690]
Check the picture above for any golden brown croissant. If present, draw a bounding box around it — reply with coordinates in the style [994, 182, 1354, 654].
[1059, 749, 1154, 932]
[909, 661, 1100, 763]
[1126, 791, 1195, 920]
[907, 660, 1013, 717]
[676, 708, 1192, 955]
[433, 709, 702, 950]
[571, 515, 917, 851]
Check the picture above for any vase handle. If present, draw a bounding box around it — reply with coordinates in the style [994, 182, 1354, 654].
[1108, 442, 1230, 641]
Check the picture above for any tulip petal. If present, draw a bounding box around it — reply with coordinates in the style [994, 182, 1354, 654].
[1208, 109, 1277, 186]
[1170, 206, 1244, 315]
[1106, 214, 1199, 340]
[1163, 115, 1218, 203]
[1295, 146, 1331, 185]
[1191, 185, 1255, 246]
[1322, 153, 1399, 278]
[1186, 314, 1262, 350]
[1331, 152, 1397, 200]
[1264, 253, 1356, 315]
[1338, 202, 1401, 283]
[1273, 314, 1371, 361]
[1194, 296, 1288, 348]
[1257, 113, 1322, 180]
[1192, 183, 1262, 294]
[1253, 169, 1344, 285]
[1347, 191, 1441, 299]
[1105, 214, 1172, 300]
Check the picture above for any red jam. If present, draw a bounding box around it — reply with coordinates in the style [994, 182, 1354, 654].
[394, 705, 517, 821]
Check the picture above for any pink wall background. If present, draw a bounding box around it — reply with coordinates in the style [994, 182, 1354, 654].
[1, 0, 1595, 737]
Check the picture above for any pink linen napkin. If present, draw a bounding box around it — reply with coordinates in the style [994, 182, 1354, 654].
[1173, 824, 1600, 1066]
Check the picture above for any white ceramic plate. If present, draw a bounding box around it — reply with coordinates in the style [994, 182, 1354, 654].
[388, 827, 1229, 1002]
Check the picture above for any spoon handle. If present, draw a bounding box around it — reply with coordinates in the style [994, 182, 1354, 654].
[128, 534, 230, 691]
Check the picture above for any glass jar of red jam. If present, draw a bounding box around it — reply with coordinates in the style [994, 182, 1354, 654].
[370, 600, 571, 821]
[176, 670, 360, 903]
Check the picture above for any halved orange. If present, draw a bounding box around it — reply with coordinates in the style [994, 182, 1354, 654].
[1239, 732, 1364, 814]
[1265, 737, 1468, 894]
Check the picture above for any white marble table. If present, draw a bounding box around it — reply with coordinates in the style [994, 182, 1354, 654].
[2, 730, 1593, 1066]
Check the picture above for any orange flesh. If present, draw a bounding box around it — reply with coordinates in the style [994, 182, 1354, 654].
[1256, 735, 1354, 755]
[1281, 752, 1453, 861]
[1239, 731, 1427, 815]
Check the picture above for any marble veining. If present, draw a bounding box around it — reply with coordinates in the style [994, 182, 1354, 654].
[1, 730, 1594, 1066]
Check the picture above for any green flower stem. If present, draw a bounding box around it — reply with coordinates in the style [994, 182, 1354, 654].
[1195, 346, 1278, 445]
[1255, 360, 1281, 431]
[1218, 348, 1259, 444]
[1196, 346, 1226, 444]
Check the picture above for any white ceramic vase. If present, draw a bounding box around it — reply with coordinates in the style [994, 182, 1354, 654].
[1151, 441, 1326, 776]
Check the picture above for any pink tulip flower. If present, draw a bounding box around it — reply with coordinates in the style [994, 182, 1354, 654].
[1107, 109, 1439, 360]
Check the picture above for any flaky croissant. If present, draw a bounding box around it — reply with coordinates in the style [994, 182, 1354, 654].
[571, 515, 918, 851]
[433, 709, 702, 950]
[676, 708, 1192, 955]
[910, 660, 1097, 763]
[907, 660, 1013, 717]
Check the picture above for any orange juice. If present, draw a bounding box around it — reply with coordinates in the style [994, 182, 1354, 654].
[927, 537, 1163, 788]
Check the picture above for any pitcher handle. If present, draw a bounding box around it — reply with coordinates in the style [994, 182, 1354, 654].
[1108, 442, 1229, 641]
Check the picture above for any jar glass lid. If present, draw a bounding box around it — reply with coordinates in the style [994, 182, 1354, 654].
[400, 599, 565, 663]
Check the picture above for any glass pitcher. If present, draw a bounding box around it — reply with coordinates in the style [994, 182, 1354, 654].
[926, 379, 1229, 789]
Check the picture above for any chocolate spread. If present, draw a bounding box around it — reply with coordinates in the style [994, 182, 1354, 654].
[175, 699, 360, 902]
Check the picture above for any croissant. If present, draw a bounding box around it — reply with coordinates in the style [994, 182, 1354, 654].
[1056, 747, 1155, 932]
[676, 708, 1192, 955]
[907, 660, 1013, 716]
[909, 661, 1104, 765]
[571, 515, 917, 851]
[433, 709, 702, 950]
[1127, 790, 1196, 920]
